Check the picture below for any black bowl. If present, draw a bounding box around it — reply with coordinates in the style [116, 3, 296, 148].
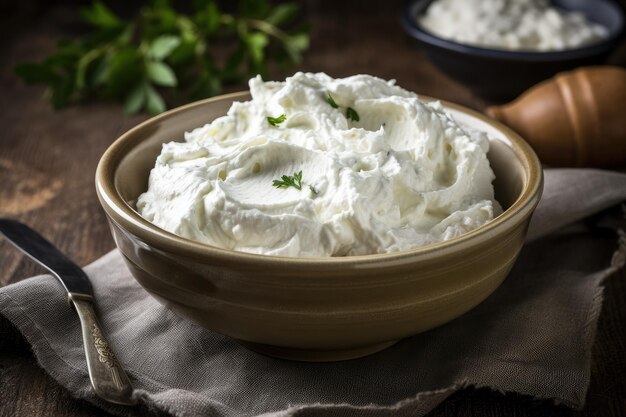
[401, 0, 625, 101]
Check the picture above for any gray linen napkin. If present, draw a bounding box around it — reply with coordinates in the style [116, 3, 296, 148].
[1, 168, 626, 417]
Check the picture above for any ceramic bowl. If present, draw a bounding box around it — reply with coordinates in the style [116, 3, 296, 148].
[95, 92, 543, 362]
[401, 0, 625, 101]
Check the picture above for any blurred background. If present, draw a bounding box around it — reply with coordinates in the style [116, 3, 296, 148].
[2, 0, 625, 114]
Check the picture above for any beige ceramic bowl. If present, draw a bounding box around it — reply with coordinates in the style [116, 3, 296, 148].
[96, 92, 543, 361]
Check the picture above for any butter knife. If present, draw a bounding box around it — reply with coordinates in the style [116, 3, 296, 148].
[0, 218, 135, 406]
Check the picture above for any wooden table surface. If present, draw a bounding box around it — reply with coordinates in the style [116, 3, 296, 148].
[1, 1, 625, 416]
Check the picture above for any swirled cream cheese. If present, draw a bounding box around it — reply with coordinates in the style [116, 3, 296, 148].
[137, 73, 500, 257]
[419, 0, 608, 51]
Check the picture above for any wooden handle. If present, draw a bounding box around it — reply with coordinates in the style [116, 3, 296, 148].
[72, 297, 136, 406]
[486, 66, 626, 167]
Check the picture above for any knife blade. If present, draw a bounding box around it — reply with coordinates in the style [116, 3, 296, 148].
[0, 219, 93, 298]
[0, 218, 135, 406]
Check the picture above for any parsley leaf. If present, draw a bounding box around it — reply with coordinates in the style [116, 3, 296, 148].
[267, 114, 287, 126]
[273, 170, 303, 190]
[346, 107, 360, 122]
[326, 93, 338, 108]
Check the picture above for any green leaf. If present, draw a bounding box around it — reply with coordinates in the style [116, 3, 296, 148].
[118, 24, 135, 44]
[287, 33, 309, 51]
[167, 41, 197, 67]
[104, 48, 144, 98]
[284, 32, 309, 63]
[143, 6, 178, 38]
[266, 3, 298, 26]
[267, 114, 286, 126]
[193, 1, 221, 34]
[124, 83, 146, 114]
[87, 54, 110, 87]
[149, 35, 181, 60]
[176, 16, 197, 41]
[76, 48, 103, 89]
[168, 39, 197, 66]
[81, 1, 122, 28]
[245, 32, 269, 65]
[145, 84, 166, 114]
[326, 93, 338, 108]
[15, 63, 57, 84]
[272, 170, 303, 190]
[146, 61, 177, 87]
[346, 107, 360, 122]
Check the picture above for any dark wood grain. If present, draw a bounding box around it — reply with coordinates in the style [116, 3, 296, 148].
[1, 1, 625, 416]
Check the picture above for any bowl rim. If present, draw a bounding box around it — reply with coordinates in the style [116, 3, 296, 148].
[401, 0, 625, 61]
[96, 91, 543, 267]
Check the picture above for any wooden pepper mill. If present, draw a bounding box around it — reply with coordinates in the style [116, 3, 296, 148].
[486, 66, 626, 168]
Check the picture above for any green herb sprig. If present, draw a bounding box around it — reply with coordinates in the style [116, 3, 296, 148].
[273, 170, 303, 190]
[15, 0, 310, 115]
[346, 106, 360, 122]
[267, 114, 287, 126]
[325, 93, 338, 108]
[325, 92, 360, 122]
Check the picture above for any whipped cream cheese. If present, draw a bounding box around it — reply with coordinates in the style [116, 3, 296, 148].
[137, 73, 500, 257]
[419, 0, 608, 51]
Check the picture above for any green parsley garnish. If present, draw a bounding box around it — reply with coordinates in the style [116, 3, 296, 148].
[267, 114, 287, 127]
[327, 93, 360, 123]
[326, 93, 338, 108]
[346, 107, 360, 122]
[273, 170, 303, 190]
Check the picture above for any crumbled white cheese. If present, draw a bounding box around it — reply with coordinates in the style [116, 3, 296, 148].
[419, 0, 608, 51]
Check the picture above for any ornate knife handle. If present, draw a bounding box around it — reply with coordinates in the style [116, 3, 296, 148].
[71, 296, 136, 405]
